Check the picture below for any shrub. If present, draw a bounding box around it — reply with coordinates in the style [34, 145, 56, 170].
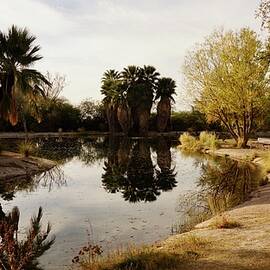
[199, 131, 219, 150]
[179, 133, 201, 152]
[18, 141, 35, 157]
[179, 132, 219, 152]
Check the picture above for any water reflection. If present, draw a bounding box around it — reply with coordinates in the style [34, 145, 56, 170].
[0, 137, 178, 203]
[199, 157, 261, 213]
[102, 137, 177, 202]
[177, 156, 262, 220]
[0, 166, 67, 200]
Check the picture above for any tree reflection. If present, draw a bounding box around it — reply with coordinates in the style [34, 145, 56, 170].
[102, 138, 177, 202]
[36, 137, 82, 164]
[199, 158, 261, 213]
[0, 166, 67, 200]
[177, 157, 262, 218]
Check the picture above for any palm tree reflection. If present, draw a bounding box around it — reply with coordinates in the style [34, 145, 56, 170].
[102, 138, 177, 202]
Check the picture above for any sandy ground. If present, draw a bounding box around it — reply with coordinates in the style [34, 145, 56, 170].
[0, 151, 55, 180]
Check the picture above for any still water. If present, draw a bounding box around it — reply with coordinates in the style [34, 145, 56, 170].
[0, 136, 261, 269]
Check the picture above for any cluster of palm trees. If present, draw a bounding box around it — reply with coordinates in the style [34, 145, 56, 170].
[101, 66, 176, 136]
[0, 25, 50, 126]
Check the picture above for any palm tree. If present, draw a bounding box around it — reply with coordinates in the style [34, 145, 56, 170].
[101, 69, 121, 133]
[155, 77, 176, 132]
[0, 25, 50, 125]
[124, 65, 159, 136]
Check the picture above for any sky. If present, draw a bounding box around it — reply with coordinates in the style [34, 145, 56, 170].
[0, 0, 263, 109]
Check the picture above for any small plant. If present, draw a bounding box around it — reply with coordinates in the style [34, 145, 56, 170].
[211, 214, 241, 229]
[72, 244, 103, 265]
[18, 140, 35, 157]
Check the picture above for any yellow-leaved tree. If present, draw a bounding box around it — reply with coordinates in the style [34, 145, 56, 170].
[183, 28, 270, 148]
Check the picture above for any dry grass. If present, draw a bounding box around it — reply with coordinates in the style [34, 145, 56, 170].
[77, 247, 182, 270]
[211, 215, 242, 229]
[75, 235, 211, 270]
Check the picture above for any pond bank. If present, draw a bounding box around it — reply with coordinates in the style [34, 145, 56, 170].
[0, 151, 56, 180]
[158, 183, 270, 270]
[158, 147, 270, 269]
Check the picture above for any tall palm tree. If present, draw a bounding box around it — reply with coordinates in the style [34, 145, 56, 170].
[101, 69, 121, 133]
[155, 77, 176, 132]
[124, 65, 159, 136]
[0, 25, 50, 125]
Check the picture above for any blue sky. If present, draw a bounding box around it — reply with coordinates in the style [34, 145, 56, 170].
[0, 0, 262, 109]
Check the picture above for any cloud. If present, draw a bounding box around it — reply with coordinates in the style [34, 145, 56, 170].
[0, 0, 262, 109]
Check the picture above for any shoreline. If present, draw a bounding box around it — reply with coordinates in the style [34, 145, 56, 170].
[0, 151, 56, 181]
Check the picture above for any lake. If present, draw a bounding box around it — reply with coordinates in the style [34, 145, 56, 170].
[0, 136, 261, 269]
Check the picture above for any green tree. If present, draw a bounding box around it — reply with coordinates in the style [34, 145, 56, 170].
[183, 28, 270, 147]
[155, 77, 176, 132]
[0, 25, 50, 125]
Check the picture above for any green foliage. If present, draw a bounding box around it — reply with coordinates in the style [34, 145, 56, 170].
[18, 140, 35, 157]
[155, 77, 176, 102]
[0, 25, 50, 125]
[170, 110, 221, 131]
[183, 28, 270, 147]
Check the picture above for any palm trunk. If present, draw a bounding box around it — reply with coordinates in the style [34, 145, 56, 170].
[117, 104, 131, 135]
[105, 104, 118, 134]
[138, 108, 151, 137]
[157, 97, 171, 132]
